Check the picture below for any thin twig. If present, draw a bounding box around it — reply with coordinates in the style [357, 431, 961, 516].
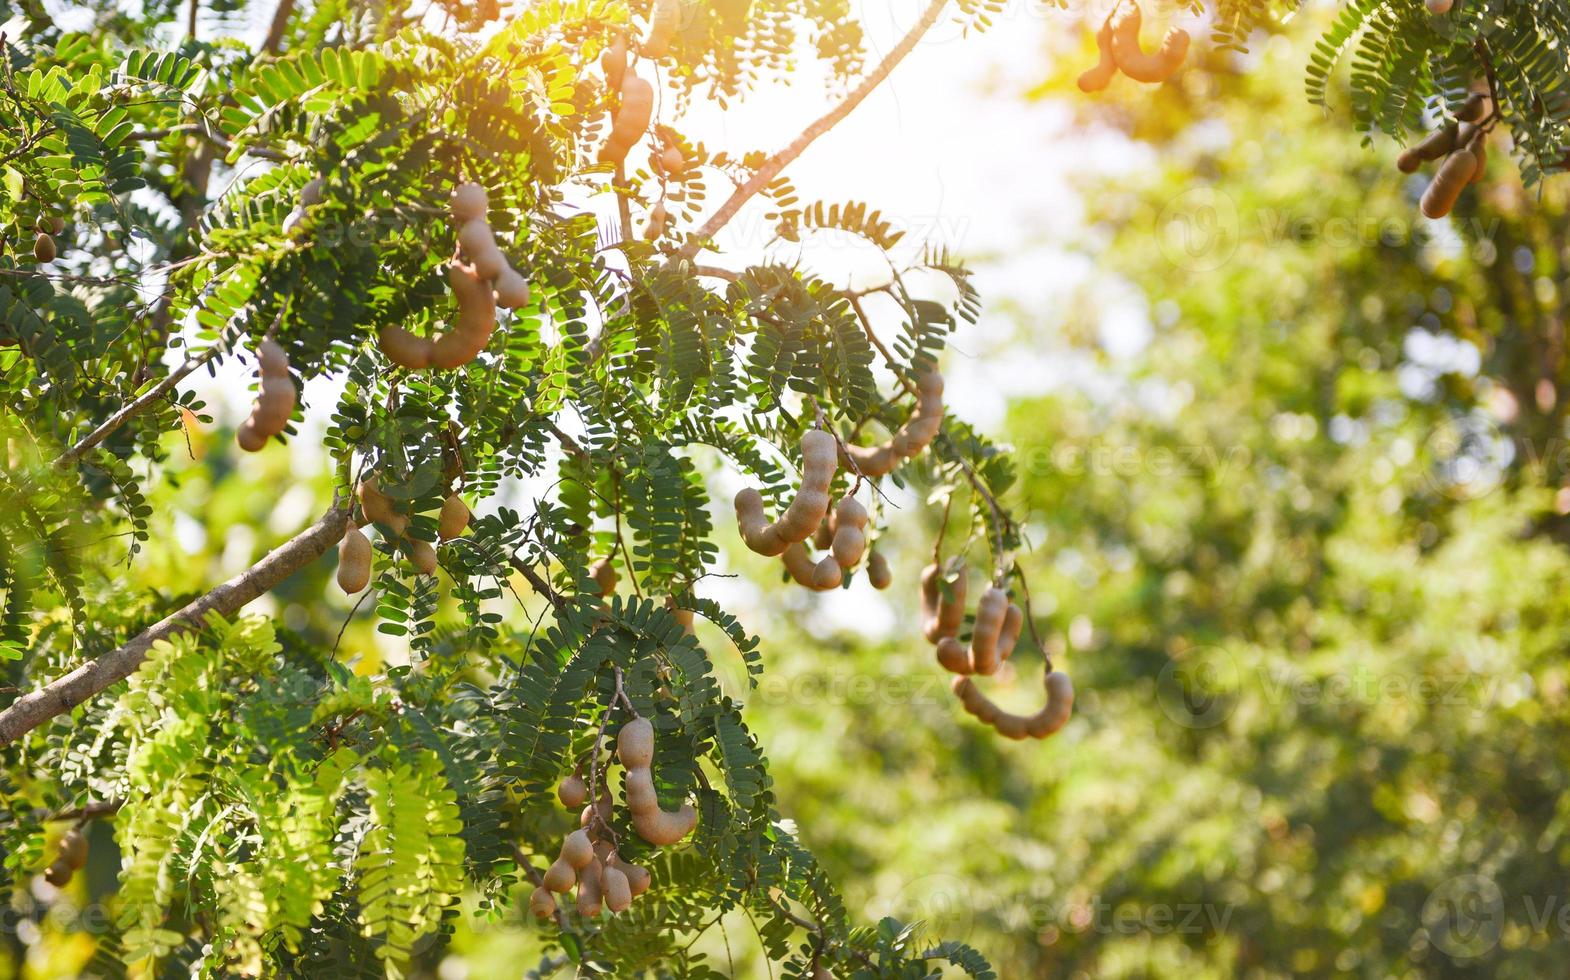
[53, 343, 223, 469]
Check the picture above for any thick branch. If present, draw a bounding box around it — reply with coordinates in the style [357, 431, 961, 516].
[676, 0, 951, 260]
[261, 0, 296, 55]
[0, 505, 351, 746]
[53, 344, 221, 469]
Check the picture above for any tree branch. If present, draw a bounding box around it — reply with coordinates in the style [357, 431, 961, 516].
[676, 0, 951, 260]
[261, 0, 296, 55]
[0, 505, 352, 746]
[53, 343, 222, 470]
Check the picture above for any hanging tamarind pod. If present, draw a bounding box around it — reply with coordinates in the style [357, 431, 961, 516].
[618, 718, 698, 846]
[336, 523, 372, 594]
[1420, 146, 1479, 219]
[1108, 3, 1189, 84]
[866, 550, 893, 590]
[237, 339, 296, 452]
[1077, 18, 1117, 93]
[599, 73, 655, 165]
[952, 669, 1075, 741]
[438, 494, 470, 541]
[641, 0, 680, 59]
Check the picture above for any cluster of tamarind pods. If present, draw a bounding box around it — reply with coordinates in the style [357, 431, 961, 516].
[1078, 0, 1189, 92]
[529, 716, 696, 919]
[30, 214, 63, 264]
[236, 339, 296, 452]
[1398, 92, 1491, 220]
[334, 475, 471, 591]
[41, 826, 88, 887]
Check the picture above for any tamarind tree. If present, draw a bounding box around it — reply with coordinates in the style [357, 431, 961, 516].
[0, 0, 1567, 976]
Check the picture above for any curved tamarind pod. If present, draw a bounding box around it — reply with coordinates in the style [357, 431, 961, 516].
[431, 261, 497, 369]
[920, 562, 968, 642]
[458, 219, 508, 281]
[1108, 4, 1189, 84]
[775, 430, 837, 540]
[577, 856, 604, 916]
[618, 717, 654, 768]
[236, 421, 269, 452]
[378, 325, 433, 369]
[734, 488, 787, 556]
[625, 766, 698, 845]
[866, 550, 892, 590]
[892, 371, 946, 455]
[601, 34, 628, 88]
[599, 74, 655, 165]
[952, 671, 1075, 740]
[1076, 19, 1117, 93]
[641, 0, 680, 58]
[450, 182, 488, 223]
[408, 539, 438, 577]
[1466, 130, 1488, 185]
[43, 858, 72, 887]
[590, 557, 618, 596]
[557, 774, 588, 808]
[59, 829, 88, 870]
[830, 496, 868, 569]
[919, 563, 942, 641]
[529, 885, 557, 918]
[337, 523, 372, 594]
[257, 338, 288, 374]
[600, 861, 632, 912]
[494, 266, 532, 309]
[1397, 123, 1460, 173]
[33, 233, 56, 263]
[1421, 147, 1478, 219]
[237, 341, 296, 451]
[995, 604, 1025, 663]
[643, 201, 669, 240]
[782, 542, 832, 590]
[841, 441, 897, 477]
[610, 854, 651, 898]
[936, 637, 971, 675]
[968, 587, 1009, 675]
[438, 494, 470, 541]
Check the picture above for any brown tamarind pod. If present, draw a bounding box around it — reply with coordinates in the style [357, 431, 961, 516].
[438, 494, 470, 541]
[356, 477, 405, 534]
[557, 774, 588, 808]
[618, 717, 654, 768]
[577, 856, 605, 916]
[890, 371, 945, 458]
[337, 523, 373, 594]
[377, 325, 434, 370]
[257, 338, 288, 374]
[734, 489, 787, 556]
[430, 261, 497, 369]
[237, 339, 296, 452]
[409, 539, 439, 577]
[1457, 92, 1488, 122]
[494, 267, 532, 309]
[641, 0, 680, 58]
[599, 73, 655, 165]
[660, 144, 686, 174]
[920, 562, 967, 642]
[829, 496, 868, 570]
[580, 789, 613, 829]
[775, 430, 837, 539]
[952, 670, 1074, 740]
[968, 587, 1009, 675]
[600, 861, 633, 912]
[1420, 147, 1479, 219]
[529, 885, 557, 918]
[1077, 19, 1117, 93]
[32, 232, 55, 263]
[936, 637, 971, 674]
[995, 604, 1025, 663]
[1397, 124, 1460, 173]
[458, 219, 508, 281]
[236, 420, 269, 452]
[813, 517, 834, 551]
[601, 34, 628, 89]
[782, 542, 832, 590]
[590, 557, 618, 596]
[1108, 4, 1189, 84]
[58, 829, 88, 870]
[643, 201, 669, 240]
[42, 857, 73, 887]
[1466, 130, 1488, 185]
[450, 182, 489, 223]
[1426, 0, 1453, 12]
[562, 828, 594, 868]
[625, 767, 699, 845]
[810, 552, 844, 590]
[841, 442, 897, 477]
[609, 853, 651, 897]
[867, 550, 892, 590]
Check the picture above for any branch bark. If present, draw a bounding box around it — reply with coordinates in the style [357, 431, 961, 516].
[676, 0, 951, 260]
[0, 505, 351, 746]
[261, 0, 296, 55]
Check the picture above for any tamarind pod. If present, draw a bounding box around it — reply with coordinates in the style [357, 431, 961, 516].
[377, 325, 433, 369]
[579, 791, 613, 829]
[599, 74, 655, 165]
[936, 637, 972, 675]
[1398, 124, 1460, 172]
[1108, 6, 1189, 84]
[1026, 671, 1076, 738]
[1420, 148, 1478, 219]
[439, 494, 470, 541]
[626, 765, 660, 812]
[1076, 20, 1117, 93]
[644, 201, 669, 240]
[236, 419, 269, 453]
[542, 857, 576, 892]
[34, 233, 55, 263]
[660, 145, 686, 174]
[42, 858, 72, 887]
[919, 563, 943, 641]
[590, 557, 618, 596]
[601, 34, 628, 89]
[458, 219, 508, 281]
[774, 430, 837, 541]
[618, 717, 655, 768]
[431, 261, 497, 369]
[813, 517, 834, 551]
[781, 542, 829, 589]
[994, 604, 1025, 662]
[1426, 0, 1453, 13]
[810, 554, 843, 590]
[968, 587, 1009, 675]
[670, 605, 696, 635]
[557, 774, 588, 808]
[592, 839, 614, 864]
[1458, 92, 1488, 122]
[841, 442, 897, 477]
[641, 0, 680, 58]
[922, 562, 968, 642]
[59, 829, 87, 870]
[357, 477, 400, 528]
[577, 856, 604, 916]
[890, 371, 945, 457]
[561, 828, 594, 870]
[629, 793, 698, 844]
[734, 488, 788, 556]
[451, 182, 489, 223]
[494, 266, 532, 309]
[830, 496, 868, 569]
[409, 539, 439, 577]
[867, 550, 892, 590]
[529, 886, 557, 918]
[257, 338, 289, 375]
[601, 862, 632, 912]
[337, 524, 373, 594]
[610, 855, 652, 897]
[1467, 131, 1488, 185]
[255, 374, 297, 432]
